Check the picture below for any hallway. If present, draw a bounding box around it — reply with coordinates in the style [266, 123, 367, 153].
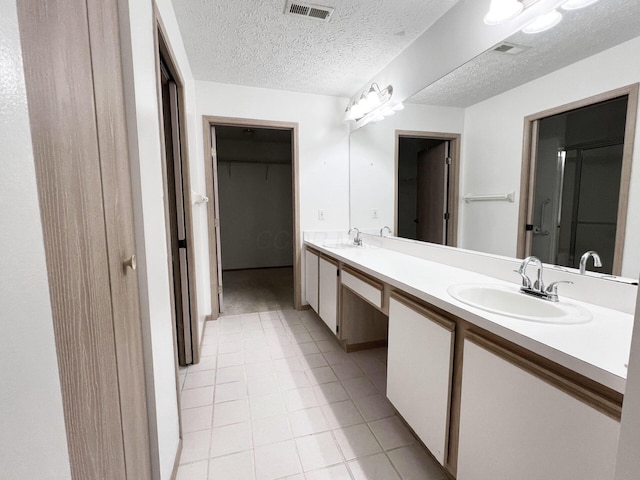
[221, 268, 294, 315]
[176, 310, 445, 480]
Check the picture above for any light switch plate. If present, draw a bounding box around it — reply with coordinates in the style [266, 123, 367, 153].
[318, 209, 325, 220]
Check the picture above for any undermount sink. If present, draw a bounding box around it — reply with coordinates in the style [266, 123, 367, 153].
[447, 284, 592, 324]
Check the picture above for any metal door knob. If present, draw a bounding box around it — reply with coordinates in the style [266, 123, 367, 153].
[124, 254, 137, 271]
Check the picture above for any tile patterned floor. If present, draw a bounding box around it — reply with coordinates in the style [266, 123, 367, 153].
[176, 309, 447, 480]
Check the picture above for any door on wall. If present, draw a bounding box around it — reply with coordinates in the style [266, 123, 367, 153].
[527, 95, 629, 274]
[416, 142, 450, 244]
[18, 0, 151, 477]
[159, 55, 194, 365]
[210, 127, 225, 312]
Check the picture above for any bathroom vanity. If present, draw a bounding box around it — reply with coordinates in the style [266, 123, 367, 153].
[303, 233, 634, 480]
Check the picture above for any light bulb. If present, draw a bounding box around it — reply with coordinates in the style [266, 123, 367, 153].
[484, 0, 524, 25]
[350, 102, 364, 119]
[561, 0, 599, 10]
[522, 9, 562, 34]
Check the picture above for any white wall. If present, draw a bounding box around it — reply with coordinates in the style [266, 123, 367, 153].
[118, 0, 208, 477]
[460, 35, 640, 278]
[195, 81, 351, 302]
[0, 1, 72, 477]
[350, 103, 466, 231]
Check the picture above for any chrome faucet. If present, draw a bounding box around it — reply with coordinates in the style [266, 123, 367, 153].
[380, 226, 391, 237]
[348, 228, 362, 246]
[516, 256, 572, 302]
[579, 251, 602, 275]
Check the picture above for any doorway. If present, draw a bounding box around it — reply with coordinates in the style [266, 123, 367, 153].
[395, 131, 461, 245]
[203, 118, 302, 317]
[518, 85, 638, 275]
[157, 33, 199, 366]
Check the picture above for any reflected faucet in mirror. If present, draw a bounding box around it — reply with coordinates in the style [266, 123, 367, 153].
[348, 228, 362, 246]
[380, 226, 391, 237]
[580, 251, 602, 275]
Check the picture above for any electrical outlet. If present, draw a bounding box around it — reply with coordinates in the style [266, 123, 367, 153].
[318, 209, 325, 220]
[372, 208, 379, 219]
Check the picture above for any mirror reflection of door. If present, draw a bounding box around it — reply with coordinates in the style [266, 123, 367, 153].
[398, 137, 450, 243]
[530, 96, 628, 274]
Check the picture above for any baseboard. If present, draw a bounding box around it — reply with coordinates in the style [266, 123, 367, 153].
[345, 339, 388, 353]
[299, 304, 311, 311]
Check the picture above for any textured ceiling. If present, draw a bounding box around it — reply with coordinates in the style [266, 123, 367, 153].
[171, 0, 461, 97]
[410, 0, 640, 107]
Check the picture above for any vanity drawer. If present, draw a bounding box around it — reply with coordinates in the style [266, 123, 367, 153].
[341, 267, 384, 310]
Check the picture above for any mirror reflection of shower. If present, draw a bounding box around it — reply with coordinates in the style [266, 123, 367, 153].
[530, 96, 628, 274]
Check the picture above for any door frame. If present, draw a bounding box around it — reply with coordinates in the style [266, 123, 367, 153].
[203, 116, 302, 316]
[516, 83, 639, 275]
[394, 130, 461, 246]
[153, 14, 201, 365]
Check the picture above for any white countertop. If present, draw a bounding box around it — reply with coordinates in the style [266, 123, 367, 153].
[305, 239, 634, 394]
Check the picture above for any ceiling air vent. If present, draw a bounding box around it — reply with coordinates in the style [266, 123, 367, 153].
[492, 42, 530, 56]
[285, 1, 334, 22]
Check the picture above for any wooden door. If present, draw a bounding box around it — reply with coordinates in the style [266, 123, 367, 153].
[210, 127, 225, 312]
[18, 0, 152, 478]
[416, 142, 449, 244]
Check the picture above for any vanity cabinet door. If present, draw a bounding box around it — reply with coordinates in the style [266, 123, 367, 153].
[318, 257, 338, 334]
[305, 249, 319, 313]
[457, 337, 620, 480]
[387, 296, 455, 465]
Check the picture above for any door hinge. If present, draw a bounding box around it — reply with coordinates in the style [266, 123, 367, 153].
[444, 212, 450, 220]
[337, 269, 340, 277]
[525, 224, 534, 231]
[445, 157, 452, 165]
[178, 238, 187, 249]
[336, 325, 339, 333]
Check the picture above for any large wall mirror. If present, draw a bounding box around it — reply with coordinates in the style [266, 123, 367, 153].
[349, 0, 640, 278]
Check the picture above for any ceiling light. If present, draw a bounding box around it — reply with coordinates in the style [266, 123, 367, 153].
[484, 0, 524, 25]
[344, 84, 394, 123]
[522, 9, 562, 34]
[561, 0, 599, 10]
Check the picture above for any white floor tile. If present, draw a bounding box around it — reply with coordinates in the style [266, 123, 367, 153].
[316, 340, 343, 353]
[387, 445, 445, 480]
[277, 371, 311, 390]
[353, 394, 395, 422]
[182, 405, 213, 433]
[313, 382, 349, 405]
[251, 414, 293, 446]
[291, 332, 314, 344]
[212, 398, 250, 427]
[348, 453, 401, 480]
[215, 381, 248, 404]
[188, 356, 218, 373]
[208, 450, 255, 480]
[245, 361, 275, 379]
[333, 424, 382, 460]
[294, 342, 321, 356]
[180, 430, 211, 464]
[284, 387, 320, 412]
[184, 370, 216, 390]
[306, 366, 338, 385]
[331, 361, 365, 381]
[304, 463, 352, 480]
[321, 350, 351, 365]
[321, 400, 365, 429]
[368, 416, 415, 450]
[342, 377, 377, 399]
[200, 344, 218, 357]
[181, 386, 214, 410]
[216, 365, 246, 384]
[218, 340, 243, 355]
[274, 357, 304, 373]
[288, 406, 329, 437]
[249, 392, 286, 419]
[254, 440, 302, 480]
[218, 352, 245, 368]
[247, 374, 280, 397]
[176, 460, 208, 480]
[295, 431, 343, 472]
[211, 422, 252, 458]
[299, 353, 329, 369]
[270, 344, 299, 359]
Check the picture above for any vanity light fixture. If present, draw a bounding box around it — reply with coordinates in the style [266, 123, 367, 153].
[561, 0, 599, 10]
[483, 0, 524, 25]
[522, 8, 562, 34]
[343, 83, 394, 123]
